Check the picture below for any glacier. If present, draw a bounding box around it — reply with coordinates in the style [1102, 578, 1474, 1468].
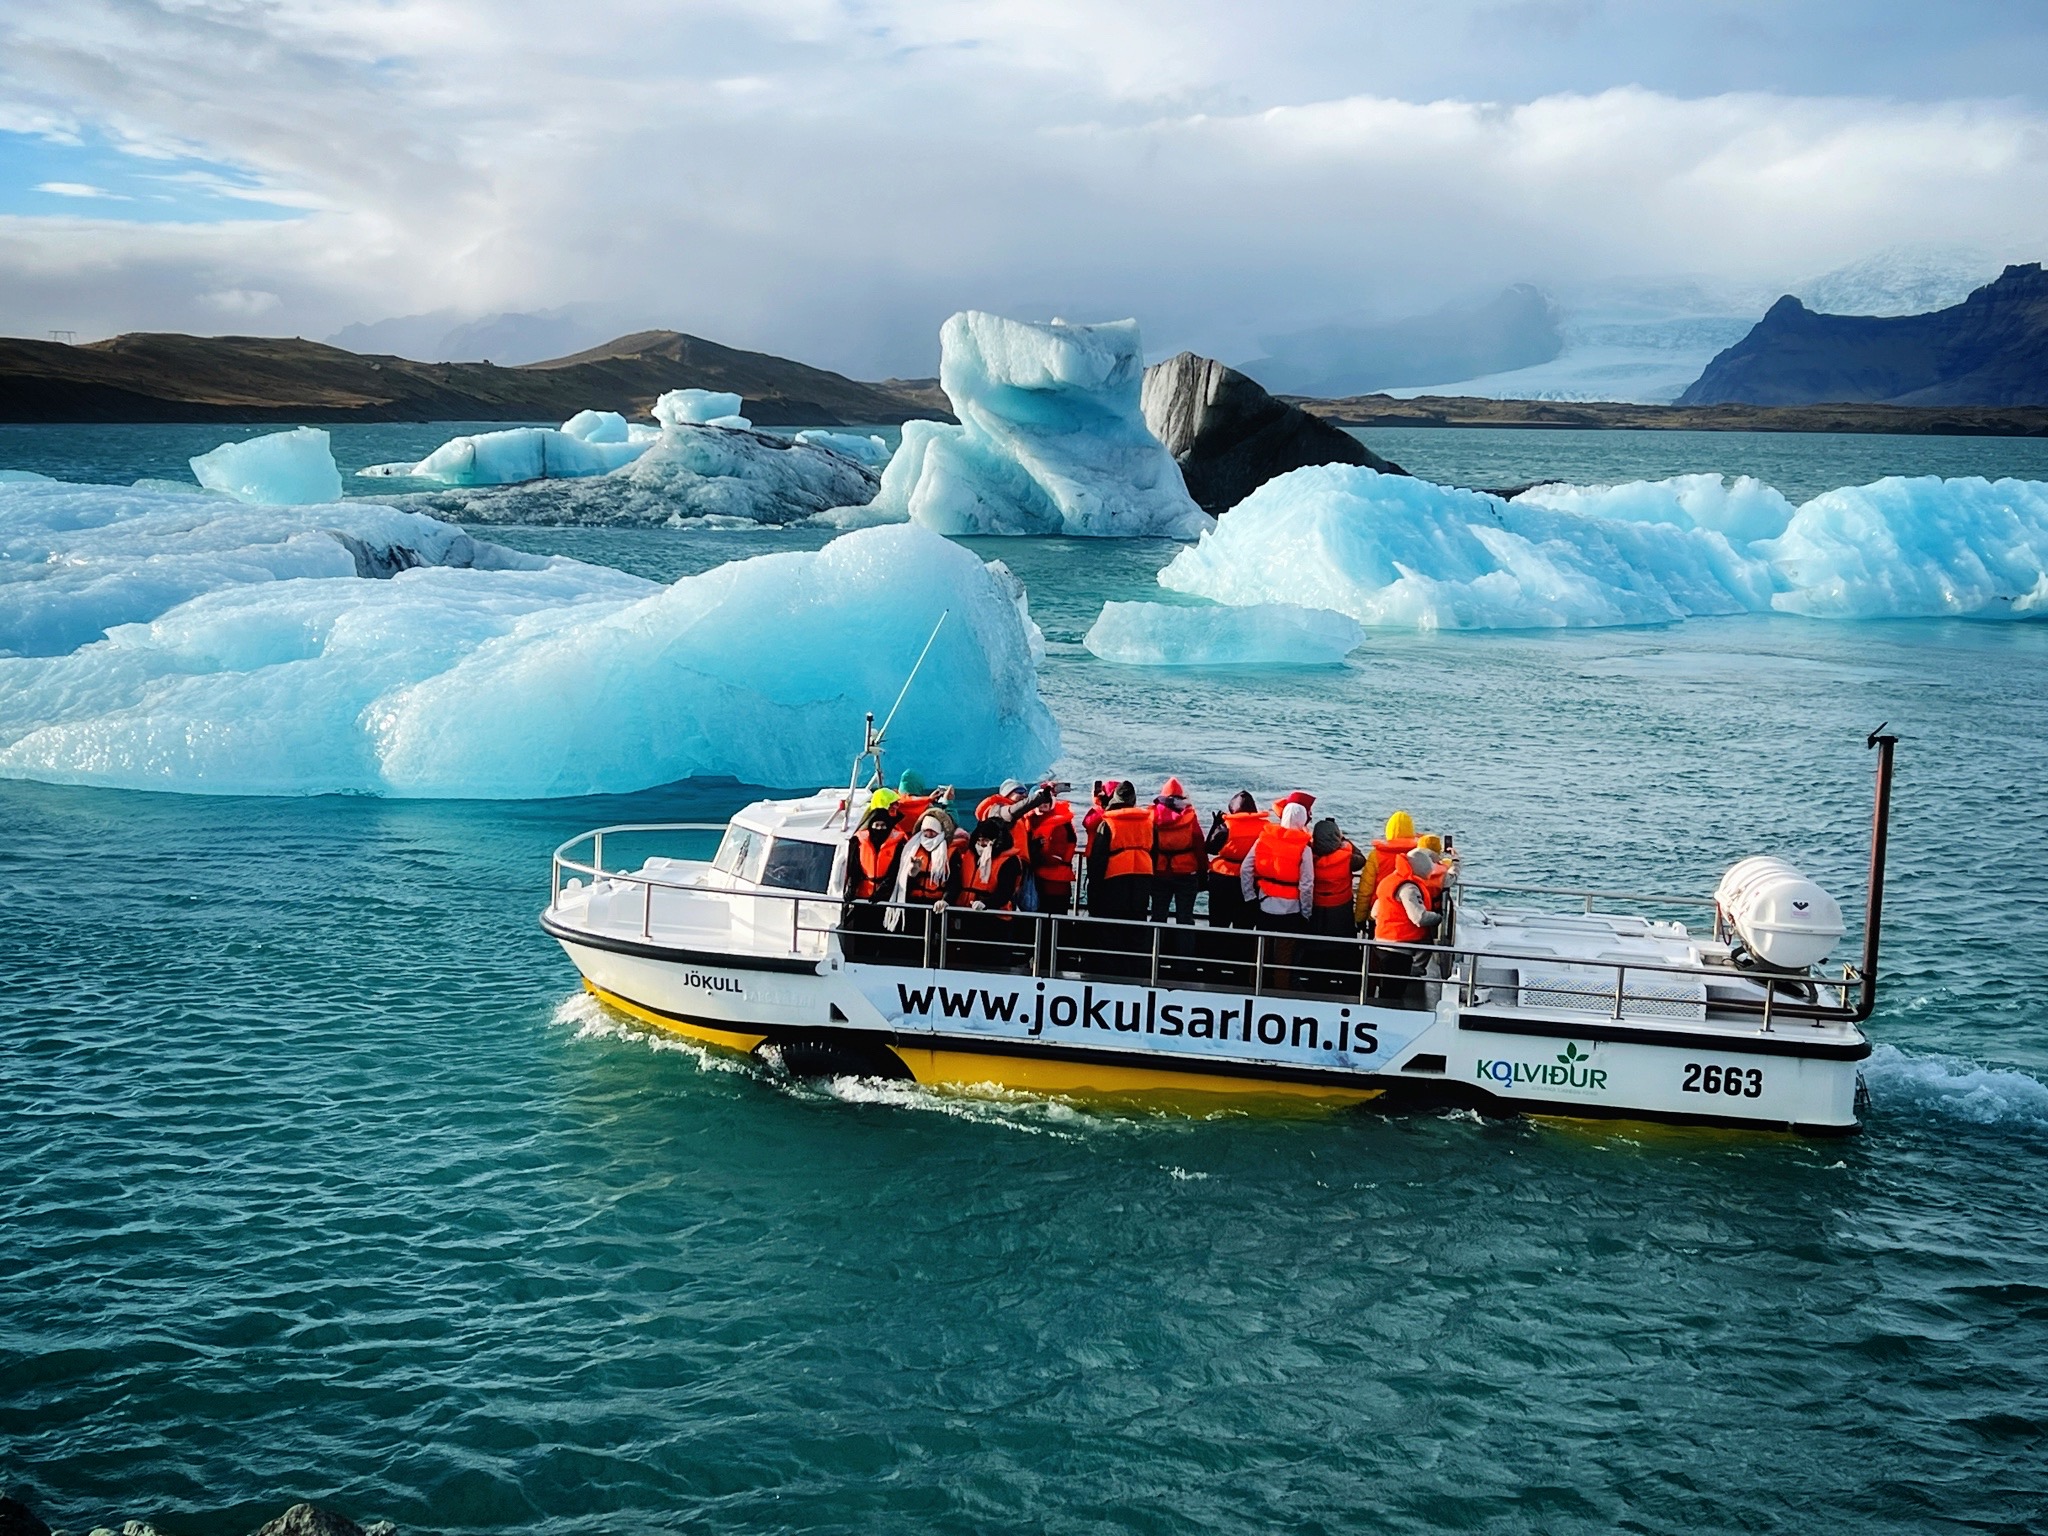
[1084, 601, 1365, 666]
[0, 479, 546, 659]
[1160, 467, 2048, 628]
[830, 312, 1209, 538]
[0, 485, 1056, 796]
[190, 428, 345, 506]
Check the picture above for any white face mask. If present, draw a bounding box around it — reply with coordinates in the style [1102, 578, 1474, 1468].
[919, 830, 941, 847]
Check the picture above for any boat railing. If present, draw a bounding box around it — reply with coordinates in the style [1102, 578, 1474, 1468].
[547, 826, 1863, 1030]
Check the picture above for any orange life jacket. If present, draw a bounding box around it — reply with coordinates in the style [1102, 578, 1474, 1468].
[895, 793, 937, 828]
[903, 838, 958, 905]
[1209, 810, 1271, 878]
[1027, 801, 1078, 884]
[1100, 805, 1155, 880]
[1313, 840, 1357, 908]
[847, 828, 904, 900]
[1251, 824, 1312, 903]
[1372, 861, 1444, 945]
[1153, 806, 1204, 878]
[957, 845, 1021, 910]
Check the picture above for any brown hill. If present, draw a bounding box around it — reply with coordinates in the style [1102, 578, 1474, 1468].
[0, 329, 951, 426]
[1295, 392, 2048, 437]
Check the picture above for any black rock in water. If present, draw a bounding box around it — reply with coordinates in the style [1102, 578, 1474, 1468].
[1140, 352, 1405, 516]
[250, 1506, 393, 1536]
[1679, 262, 2048, 406]
[0, 1496, 51, 1536]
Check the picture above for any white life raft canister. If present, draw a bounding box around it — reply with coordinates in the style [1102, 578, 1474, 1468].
[1714, 856, 1845, 971]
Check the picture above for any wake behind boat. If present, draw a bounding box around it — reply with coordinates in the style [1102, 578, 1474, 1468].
[540, 727, 1897, 1134]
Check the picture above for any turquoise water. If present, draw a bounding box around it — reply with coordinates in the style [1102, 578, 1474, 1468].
[6, 427, 2048, 1533]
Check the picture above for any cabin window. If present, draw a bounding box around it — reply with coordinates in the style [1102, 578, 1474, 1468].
[712, 825, 758, 878]
[758, 837, 836, 894]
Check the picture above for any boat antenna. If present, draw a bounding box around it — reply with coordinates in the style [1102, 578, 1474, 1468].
[836, 610, 949, 826]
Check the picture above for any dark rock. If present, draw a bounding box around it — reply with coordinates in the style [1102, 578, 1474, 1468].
[1141, 352, 1405, 516]
[0, 1496, 52, 1536]
[1679, 263, 2048, 406]
[249, 1506, 369, 1536]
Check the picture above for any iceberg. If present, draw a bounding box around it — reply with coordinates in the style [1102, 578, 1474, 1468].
[795, 430, 893, 468]
[1764, 475, 2048, 619]
[831, 312, 1209, 538]
[190, 427, 344, 506]
[0, 469, 54, 484]
[654, 389, 751, 430]
[1161, 466, 1774, 629]
[403, 424, 880, 528]
[1515, 474, 1795, 546]
[561, 409, 644, 445]
[405, 424, 651, 487]
[0, 486, 1056, 796]
[1084, 601, 1365, 666]
[0, 478, 544, 659]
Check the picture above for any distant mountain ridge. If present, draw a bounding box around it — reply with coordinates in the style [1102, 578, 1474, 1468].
[1679, 263, 2048, 407]
[1241, 285, 1564, 397]
[0, 329, 950, 425]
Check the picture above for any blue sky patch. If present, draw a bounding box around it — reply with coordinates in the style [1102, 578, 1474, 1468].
[0, 129, 311, 222]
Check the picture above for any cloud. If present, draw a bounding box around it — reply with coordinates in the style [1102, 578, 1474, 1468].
[1, 0, 2045, 371]
[33, 180, 123, 198]
[198, 287, 282, 318]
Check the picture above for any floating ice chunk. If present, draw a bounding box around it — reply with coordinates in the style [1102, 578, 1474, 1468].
[1159, 466, 1774, 630]
[561, 409, 631, 444]
[402, 423, 879, 527]
[0, 469, 53, 483]
[190, 427, 344, 506]
[1517, 474, 1795, 546]
[795, 429, 893, 468]
[0, 513, 1056, 797]
[0, 478, 546, 658]
[406, 425, 650, 486]
[833, 313, 1209, 538]
[654, 389, 751, 430]
[1085, 601, 1364, 666]
[1764, 476, 2048, 619]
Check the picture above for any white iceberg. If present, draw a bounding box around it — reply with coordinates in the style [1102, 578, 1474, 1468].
[405, 423, 880, 528]
[795, 430, 893, 468]
[0, 487, 1056, 796]
[831, 312, 1209, 538]
[1516, 473, 1796, 546]
[1161, 466, 1774, 629]
[1763, 475, 2048, 619]
[0, 469, 54, 484]
[1159, 465, 2048, 628]
[1084, 601, 1365, 666]
[190, 427, 344, 506]
[561, 409, 645, 445]
[404, 424, 651, 487]
[0, 478, 544, 659]
[654, 389, 751, 430]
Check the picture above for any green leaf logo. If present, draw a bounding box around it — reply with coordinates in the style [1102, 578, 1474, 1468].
[1558, 1043, 1588, 1065]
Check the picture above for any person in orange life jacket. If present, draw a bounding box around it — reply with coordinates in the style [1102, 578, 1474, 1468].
[1354, 810, 1417, 931]
[1371, 846, 1446, 1006]
[839, 802, 905, 952]
[1024, 790, 1080, 915]
[1148, 777, 1206, 924]
[892, 770, 955, 835]
[976, 777, 1054, 868]
[1308, 817, 1363, 937]
[1087, 780, 1155, 921]
[884, 811, 961, 932]
[958, 818, 1025, 911]
[1205, 790, 1269, 930]
[1241, 799, 1315, 932]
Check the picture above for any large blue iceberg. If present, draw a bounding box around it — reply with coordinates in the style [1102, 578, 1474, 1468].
[190, 427, 345, 506]
[1160, 467, 2048, 628]
[0, 484, 1057, 796]
[1084, 601, 1364, 666]
[832, 312, 1209, 538]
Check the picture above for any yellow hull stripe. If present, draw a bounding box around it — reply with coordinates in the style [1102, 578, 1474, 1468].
[584, 982, 1380, 1109]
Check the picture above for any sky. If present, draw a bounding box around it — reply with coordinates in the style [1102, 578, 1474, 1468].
[4, 0, 2048, 376]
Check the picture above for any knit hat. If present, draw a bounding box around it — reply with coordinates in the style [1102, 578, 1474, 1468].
[1312, 816, 1344, 856]
[1111, 780, 1137, 808]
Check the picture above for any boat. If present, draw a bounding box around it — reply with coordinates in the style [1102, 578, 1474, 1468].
[541, 727, 1896, 1135]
